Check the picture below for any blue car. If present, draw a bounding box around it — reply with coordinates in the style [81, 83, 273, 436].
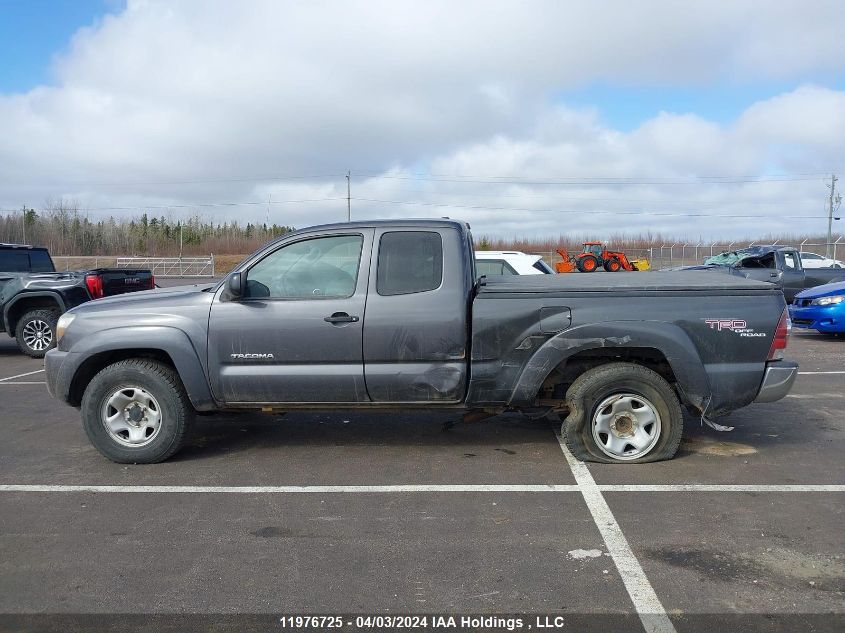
[789, 280, 845, 333]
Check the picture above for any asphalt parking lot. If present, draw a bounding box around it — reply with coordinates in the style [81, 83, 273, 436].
[0, 284, 843, 632]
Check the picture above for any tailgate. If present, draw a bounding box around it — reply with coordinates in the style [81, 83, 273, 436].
[94, 268, 155, 296]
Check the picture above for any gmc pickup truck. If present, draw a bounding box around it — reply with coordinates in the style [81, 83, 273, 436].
[674, 245, 845, 302]
[1, 244, 154, 357]
[45, 220, 797, 464]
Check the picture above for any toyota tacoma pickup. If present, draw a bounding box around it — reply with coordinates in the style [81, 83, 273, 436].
[45, 220, 797, 464]
[1, 243, 154, 357]
[672, 245, 845, 302]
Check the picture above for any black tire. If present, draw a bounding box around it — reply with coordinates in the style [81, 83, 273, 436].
[15, 309, 59, 358]
[561, 362, 683, 464]
[576, 255, 600, 272]
[81, 359, 192, 463]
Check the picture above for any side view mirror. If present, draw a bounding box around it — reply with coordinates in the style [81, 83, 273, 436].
[227, 272, 243, 298]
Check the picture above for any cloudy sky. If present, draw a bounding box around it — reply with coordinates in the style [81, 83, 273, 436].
[2, 0, 845, 240]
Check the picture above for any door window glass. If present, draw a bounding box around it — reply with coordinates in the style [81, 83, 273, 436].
[783, 252, 799, 271]
[28, 250, 55, 272]
[0, 251, 30, 272]
[377, 231, 443, 295]
[476, 259, 517, 277]
[246, 235, 363, 299]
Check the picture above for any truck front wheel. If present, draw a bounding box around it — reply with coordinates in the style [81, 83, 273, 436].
[81, 359, 192, 463]
[562, 362, 683, 463]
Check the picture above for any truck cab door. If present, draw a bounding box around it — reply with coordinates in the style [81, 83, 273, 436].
[777, 250, 804, 302]
[208, 230, 373, 404]
[362, 227, 470, 402]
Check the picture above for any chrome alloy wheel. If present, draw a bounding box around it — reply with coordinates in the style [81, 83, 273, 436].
[22, 319, 53, 351]
[101, 387, 163, 447]
[591, 393, 662, 461]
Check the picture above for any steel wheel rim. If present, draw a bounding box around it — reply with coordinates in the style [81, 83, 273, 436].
[591, 392, 661, 461]
[101, 386, 163, 448]
[22, 319, 53, 351]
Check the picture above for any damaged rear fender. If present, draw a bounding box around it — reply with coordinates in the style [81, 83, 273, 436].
[508, 321, 711, 412]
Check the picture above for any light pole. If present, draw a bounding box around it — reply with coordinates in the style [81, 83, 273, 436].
[827, 174, 841, 258]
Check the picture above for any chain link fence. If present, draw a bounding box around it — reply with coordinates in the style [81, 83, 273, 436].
[51, 255, 216, 277]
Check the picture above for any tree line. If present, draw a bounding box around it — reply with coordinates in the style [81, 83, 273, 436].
[1, 202, 839, 258]
[0, 202, 294, 256]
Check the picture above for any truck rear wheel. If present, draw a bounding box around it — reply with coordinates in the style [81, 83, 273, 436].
[562, 362, 683, 463]
[16, 309, 58, 358]
[81, 359, 192, 463]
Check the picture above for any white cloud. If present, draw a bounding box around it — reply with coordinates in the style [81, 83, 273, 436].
[1, 0, 844, 239]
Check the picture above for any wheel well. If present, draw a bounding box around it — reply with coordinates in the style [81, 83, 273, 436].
[7, 297, 62, 335]
[539, 347, 678, 402]
[68, 349, 177, 407]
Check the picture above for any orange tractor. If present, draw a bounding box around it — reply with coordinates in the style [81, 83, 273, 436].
[555, 242, 649, 273]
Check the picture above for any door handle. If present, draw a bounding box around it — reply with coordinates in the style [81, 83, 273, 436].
[324, 312, 359, 323]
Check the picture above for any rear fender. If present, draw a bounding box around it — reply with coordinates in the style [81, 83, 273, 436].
[3, 291, 67, 334]
[510, 321, 711, 411]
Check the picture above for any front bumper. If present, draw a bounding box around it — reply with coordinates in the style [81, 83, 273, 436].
[789, 304, 845, 333]
[753, 361, 798, 403]
[44, 348, 77, 404]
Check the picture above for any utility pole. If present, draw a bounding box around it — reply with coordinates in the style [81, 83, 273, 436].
[21, 205, 27, 244]
[346, 170, 351, 221]
[827, 174, 841, 258]
[267, 193, 271, 231]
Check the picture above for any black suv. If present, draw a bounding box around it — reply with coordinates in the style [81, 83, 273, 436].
[0, 244, 154, 357]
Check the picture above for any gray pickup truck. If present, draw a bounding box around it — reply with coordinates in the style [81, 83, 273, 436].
[675, 245, 845, 302]
[45, 219, 797, 464]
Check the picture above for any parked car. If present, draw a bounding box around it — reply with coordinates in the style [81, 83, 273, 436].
[799, 252, 845, 269]
[474, 250, 554, 277]
[46, 219, 796, 464]
[789, 280, 845, 334]
[0, 243, 155, 357]
[673, 245, 845, 302]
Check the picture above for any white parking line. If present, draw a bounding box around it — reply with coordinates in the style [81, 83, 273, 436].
[555, 434, 676, 633]
[0, 484, 580, 493]
[798, 371, 845, 375]
[0, 381, 46, 385]
[0, 369, 45, 382]
[1, 483, 842, 494]
[599, 484, 845, 492]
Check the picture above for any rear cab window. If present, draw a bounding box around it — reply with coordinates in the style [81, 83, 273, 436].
[377, 231, 443, 295]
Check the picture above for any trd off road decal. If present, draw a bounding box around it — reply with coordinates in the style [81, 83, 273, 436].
[704, 319, 766, 338]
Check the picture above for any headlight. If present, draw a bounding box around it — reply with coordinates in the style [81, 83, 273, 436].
[810, 295, 845, 306]
[56, 313, 75, 342]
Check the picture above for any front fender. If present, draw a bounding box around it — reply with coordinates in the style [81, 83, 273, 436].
[61, 325, 216, 410]
[509, 321, 712, 410]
